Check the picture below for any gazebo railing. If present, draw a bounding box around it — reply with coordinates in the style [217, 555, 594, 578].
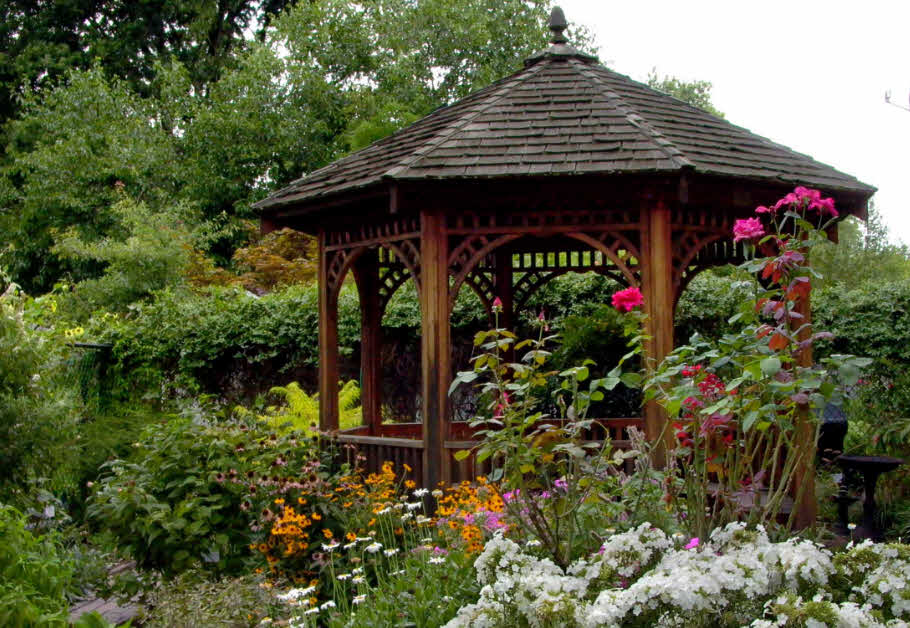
[335, 417, 643, 486]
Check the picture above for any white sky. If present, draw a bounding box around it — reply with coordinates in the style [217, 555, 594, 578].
[561, 0, 910, 243]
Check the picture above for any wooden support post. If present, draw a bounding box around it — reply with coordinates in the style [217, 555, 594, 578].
[793, 289, 817, 528]
[354, 249, 383, 436]
[494, 248, 514, 331]
[641, 201, 675, 459]
[318, 231, 340, 432]
[420, 211, 452, 489]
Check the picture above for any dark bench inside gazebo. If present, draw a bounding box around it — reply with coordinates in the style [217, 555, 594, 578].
[256, 8, 874, 512]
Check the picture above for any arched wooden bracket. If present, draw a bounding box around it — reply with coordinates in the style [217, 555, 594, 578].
[461, 269, 495, 312]
[325, 248, 352, 302]
[326, 237, 422, 304]
[377, 265, 413, 315]
[448, 234, 521, 312]
[513, 266, 627, 313]
[671, 211, 747, 303]
[448, 230, 641, 314]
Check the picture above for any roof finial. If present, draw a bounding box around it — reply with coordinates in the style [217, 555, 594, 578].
[549, 7, 568, 44]
[523, 5, 597, 66]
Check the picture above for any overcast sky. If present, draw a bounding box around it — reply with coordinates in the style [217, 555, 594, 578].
[560, 0, 910, 243]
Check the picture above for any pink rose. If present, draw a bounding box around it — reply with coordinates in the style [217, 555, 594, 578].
[733, 217, 765, 243]
[611, 286, 644, 312]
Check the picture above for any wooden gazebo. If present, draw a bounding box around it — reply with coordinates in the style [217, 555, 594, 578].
[256, 8, 875, 492]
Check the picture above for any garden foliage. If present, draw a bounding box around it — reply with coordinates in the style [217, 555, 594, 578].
[86, 415, 337, 574]
[0, 504, 75, 626]
[0, 279, 81, 502]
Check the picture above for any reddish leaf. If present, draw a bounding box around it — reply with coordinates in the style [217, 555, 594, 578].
[769, 332, 789, 351]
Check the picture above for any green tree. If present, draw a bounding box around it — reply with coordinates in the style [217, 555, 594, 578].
[1, 66, 183, 291]
[52, 195, 195, 316]
[811, 201, 910, 288]
[0, 0, 293, 149]
[647, 68, 724, 118]
[3, 0, 577, 293]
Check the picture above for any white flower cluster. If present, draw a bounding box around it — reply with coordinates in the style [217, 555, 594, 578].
[835, 540, 910, 622]
[451, 531, 589, 627]
[446, 523, 910, 628]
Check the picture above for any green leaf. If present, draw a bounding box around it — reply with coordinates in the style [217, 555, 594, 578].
[742, 410, 759, 432]
[760, 357, 782, 377]
[620, 372, 642, 388]
[453, 450, 472, 461]
[838, 362, 861, 386]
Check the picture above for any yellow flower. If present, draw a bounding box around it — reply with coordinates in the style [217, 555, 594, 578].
[322, 528, 333, 539]
[312, 513, 322, 521]
[405, 480, 416, 489]
[346, 532, 357, 542]
[403, 463, 412, 473]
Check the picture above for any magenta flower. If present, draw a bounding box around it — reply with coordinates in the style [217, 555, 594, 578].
[492, 296, 503, 312]
[684, 537, 700, 550]
[611, 286, 644, 312]
[810, 195, 837, 217]
[733, 217, 765, 243]
[772, 192, 799, 212]
[794, 186, 820, 202]
[755, 205, 772, 214]
[503, 488, 521, 503]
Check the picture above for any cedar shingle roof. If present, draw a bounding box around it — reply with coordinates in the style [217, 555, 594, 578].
[256, 15, 874, 213]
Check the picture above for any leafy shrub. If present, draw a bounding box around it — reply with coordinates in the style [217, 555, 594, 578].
[0, 281, 82, 503]
[53, 195, 194, 318]
[86, 415, 331, 574]
[92, 282, 355, 398]
[0, 504, 76, 627]
[66, 406, 163, 515]
[674, 269, 755, 342]
[814, 279, 910, 367]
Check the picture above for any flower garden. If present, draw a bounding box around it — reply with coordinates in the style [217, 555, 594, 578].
[3, 1, 910, 625]
[3, 185, 909, 627]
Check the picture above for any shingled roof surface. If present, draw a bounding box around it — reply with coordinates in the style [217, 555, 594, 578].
[257, 22, 874, 212]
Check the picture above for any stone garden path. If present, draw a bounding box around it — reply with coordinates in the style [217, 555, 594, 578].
[69, 561, 140, 626]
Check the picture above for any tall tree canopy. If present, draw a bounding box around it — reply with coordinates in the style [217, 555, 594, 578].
[647, 68, 725, 118]
[2, 0, 587, 293]
[0, 0, 292, 145]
